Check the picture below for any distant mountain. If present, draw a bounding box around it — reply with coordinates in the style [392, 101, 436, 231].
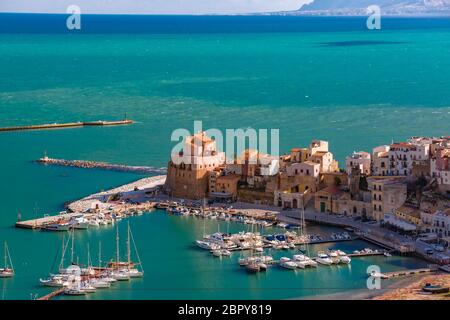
[285, 0, 450, 15]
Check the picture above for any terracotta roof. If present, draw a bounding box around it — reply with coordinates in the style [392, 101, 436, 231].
[396, 205, 421, 219]
[317, 186, 342, 196]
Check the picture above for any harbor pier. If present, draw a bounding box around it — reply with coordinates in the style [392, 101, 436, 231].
[0, 119, 133, 132]
[37, 288, 65, 300]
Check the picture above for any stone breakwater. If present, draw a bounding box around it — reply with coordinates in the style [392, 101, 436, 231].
[67, 175, 167, 213]
[37, 157, 167, 175]
[0, 119, 134, 132]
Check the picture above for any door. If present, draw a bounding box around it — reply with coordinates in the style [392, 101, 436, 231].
[320, 202, 326, 213]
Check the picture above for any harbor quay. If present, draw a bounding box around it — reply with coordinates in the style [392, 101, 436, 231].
[16, 132, 450, 265]
[11, 132, 450, 298]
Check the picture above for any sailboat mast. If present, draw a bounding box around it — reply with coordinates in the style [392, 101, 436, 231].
[116, 224, 120, 265]
[60, 235, 65, 269]
[87, 243, 91, 268]
[98, 241, 102, 269]
[71, 228, 75, 263]
[127, 222, 131, 266]
[6, 243, 13, 272]
[3, 242, 6, 269]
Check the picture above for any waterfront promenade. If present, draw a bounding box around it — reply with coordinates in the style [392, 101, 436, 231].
[227, 202, 416, 253]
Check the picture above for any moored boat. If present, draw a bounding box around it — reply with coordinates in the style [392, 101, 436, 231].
[0, 242, 14, 278]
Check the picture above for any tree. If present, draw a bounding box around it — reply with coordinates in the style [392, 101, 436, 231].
[359, 176, 368, 191]
[334, 176, 342, 187]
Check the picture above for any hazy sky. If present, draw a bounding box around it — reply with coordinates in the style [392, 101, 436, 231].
[0, 0, 314, 14]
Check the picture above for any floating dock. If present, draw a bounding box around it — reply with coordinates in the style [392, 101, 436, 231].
[0, 119, 133, 132]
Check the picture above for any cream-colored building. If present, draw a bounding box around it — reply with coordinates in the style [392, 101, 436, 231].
[345, 151, 371, 175]
[372, 145, 390, 176]
[367, 177, 407, 221]
[286, 161, 320, 178]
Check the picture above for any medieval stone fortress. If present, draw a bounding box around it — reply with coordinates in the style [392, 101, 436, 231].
[165, 133, 450, 238]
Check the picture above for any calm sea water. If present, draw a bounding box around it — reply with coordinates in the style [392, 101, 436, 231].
[0, 15, 447, 299]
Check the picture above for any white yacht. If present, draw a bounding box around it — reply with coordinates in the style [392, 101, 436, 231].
[316, 252, 333, 265]
[90, 278, 111, 288]
[64, 287, 86, 296]
[80, 282, 97, 293]
[328, 251, 340, 264]
[280, 259, 297, 270]
[195, 240, 220, 250]
[40, 276, 69, 287]
[336, 250, 351, 264]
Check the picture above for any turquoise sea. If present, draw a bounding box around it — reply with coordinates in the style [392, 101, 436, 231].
[0, 15, 448, 299]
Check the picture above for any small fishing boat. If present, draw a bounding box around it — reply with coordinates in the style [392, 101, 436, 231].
[42, 222, 71, 232]
[422, 283, 450, 294]
[0, 242, 14, 278]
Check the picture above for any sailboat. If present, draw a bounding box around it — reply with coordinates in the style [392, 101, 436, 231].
[59, 229, 79, 274]
[0, 242, 14, 278]
[108, 223, 144, 280]
[126, 223, 144, 278]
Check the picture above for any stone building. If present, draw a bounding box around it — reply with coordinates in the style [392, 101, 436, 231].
[164, 132, 225, 199]
[345, 151, 371, 175]
[367, 176, 407, 221]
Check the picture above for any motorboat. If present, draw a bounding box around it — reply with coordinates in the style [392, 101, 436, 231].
[40, 277, 69, 287]
[280, 260, 297, 270]
[336, 250, 351, 264]
[195, 240, 220, 251]
[258, 263, 268, 271]
[80, 282, 97, 293]
[64, 287, 86, 296]
[90, 278, 111, 288]
[327, 250, 340, 264]
[316, 252, 333, 265]
[220, 249, 232, 257]
[70, 216, 90, 229]
[246, 263, 261, 273]
[42, 222, 71, 232]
